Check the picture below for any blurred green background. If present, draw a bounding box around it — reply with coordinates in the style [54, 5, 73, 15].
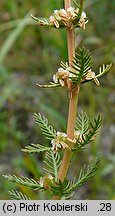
[0, 0, 115, 199]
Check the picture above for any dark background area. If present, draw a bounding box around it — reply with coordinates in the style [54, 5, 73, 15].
[0, 0, 115, 199]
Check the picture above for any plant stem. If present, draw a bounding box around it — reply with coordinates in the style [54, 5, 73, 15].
[58, 87, 79, 181]
[53, 0, 80, 200]
[65, 0, 75, 65]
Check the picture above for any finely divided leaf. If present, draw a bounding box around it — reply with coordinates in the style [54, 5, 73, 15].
[74, 115, 102, 150]
[70, 47, 92, 84]
[82, 115, 102, 145]
[8, 190, 30, 200]
[96, 64, 112, 78]
[68, 157, 100, 192]
[21, 143, 52, 153]
[34, 113, 56, 140]
[50, 157, 100, 199]
[76, 111, 89, 134]
[3, 175, 41, 190]
[44, 152, 61, 181]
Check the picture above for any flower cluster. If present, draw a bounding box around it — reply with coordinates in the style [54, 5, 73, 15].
[84, 70, 100, 85]
[51, 126, 97, 153]
[39, 174, 54, 189]
[74, 130, 83, 141]
[51, 132, 69, 152]
[53, 66, 76, 89]
[53, 66, 100, 88]
[49, 7, 88, 29]
[51, 130, 83, 153]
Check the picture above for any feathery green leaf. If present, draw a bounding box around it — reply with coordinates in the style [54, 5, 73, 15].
[50, 157, 100, 199]
[82, 63, 112, 85]
[34, 113, 56, 140]
[82, 115, 102, 145]
[3, 175, 41, 190]
[8, 190, 30, 200]
[44, 152, 61, 181]
[68, 157, 100, 193]
[70, 47, 92, 84]
[96, 63, 112, 78]
[74, 115, 102, 150]
[21, 143, 52, 154]
[76, 111, 89, 134]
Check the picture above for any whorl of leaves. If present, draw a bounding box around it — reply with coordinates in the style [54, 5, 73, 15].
[50, 179, 72, 198]
[50, 157, 100, 199]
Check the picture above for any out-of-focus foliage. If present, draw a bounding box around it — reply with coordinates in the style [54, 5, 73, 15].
[0, 0, 114, 199]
